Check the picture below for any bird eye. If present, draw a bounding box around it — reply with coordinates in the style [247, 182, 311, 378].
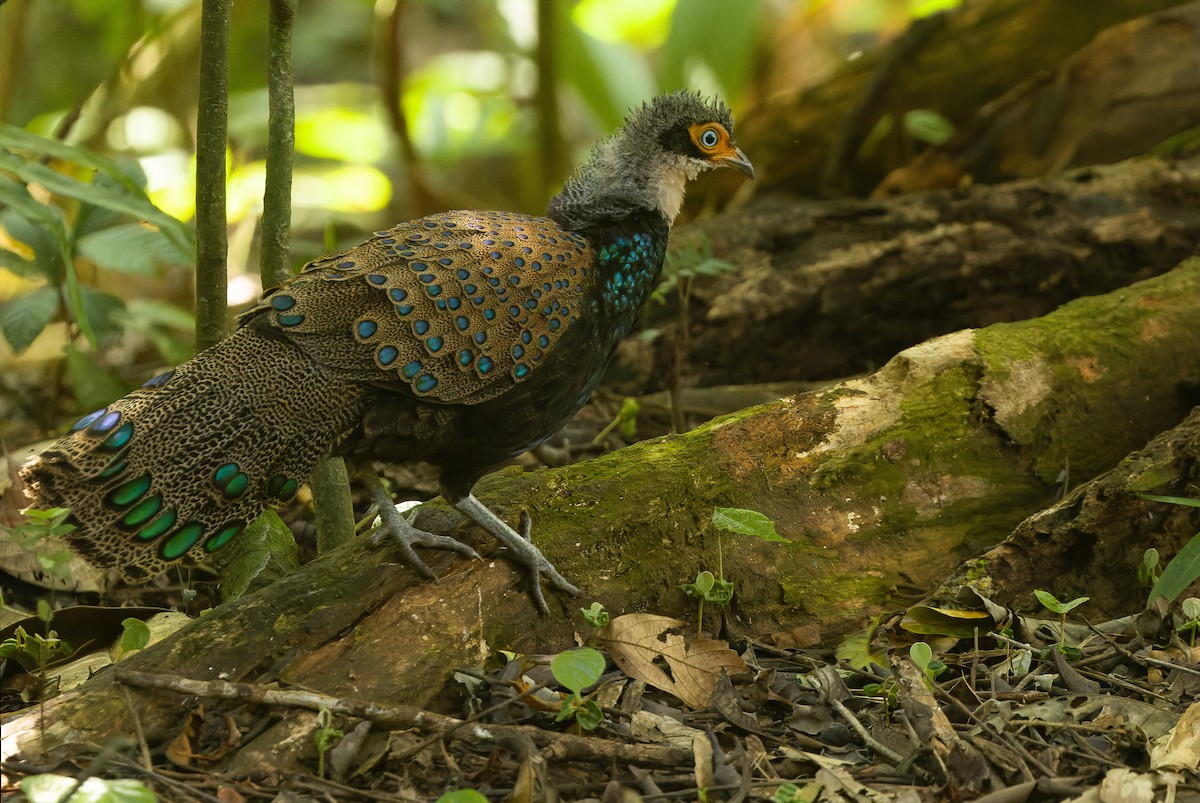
[700, 127, 719, 148]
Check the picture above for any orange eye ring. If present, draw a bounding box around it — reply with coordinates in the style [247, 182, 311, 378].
[689, 122, 729, 153]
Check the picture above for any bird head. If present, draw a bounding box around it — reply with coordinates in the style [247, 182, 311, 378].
[626, 91, 755, 182]
[550, 91, 754, 229]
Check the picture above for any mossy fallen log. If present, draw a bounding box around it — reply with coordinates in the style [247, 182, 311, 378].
[3, 260, 1198, 759]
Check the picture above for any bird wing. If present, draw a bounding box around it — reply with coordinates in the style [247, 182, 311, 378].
[241, 211, 594, 404]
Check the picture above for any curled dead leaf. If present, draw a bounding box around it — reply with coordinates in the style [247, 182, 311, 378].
[597, 613, 749, 709]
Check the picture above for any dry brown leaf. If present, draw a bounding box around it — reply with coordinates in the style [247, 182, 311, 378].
[597, 613, 748, 709]
[1149, 701, 1200, 772]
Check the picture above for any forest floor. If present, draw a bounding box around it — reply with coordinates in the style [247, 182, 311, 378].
[3, 566, 1200, 802]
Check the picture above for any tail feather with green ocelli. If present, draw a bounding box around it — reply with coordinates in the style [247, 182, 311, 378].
[21, 324, 367, 581]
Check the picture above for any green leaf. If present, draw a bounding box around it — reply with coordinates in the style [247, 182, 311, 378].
[1034, 590, 1088, 614]
[220, 509, 299, 601]
[550, 647, 606, 695]
[1148, 531, 1200, 606]
[1141, 494, 1200, 509]
[0, 176, 70, 259]
[1033, 589, 1061, 611]
[65, 345, 129, 412]
[903, 109, 955, 145]
[0, 124, 144, 194]
[436, 790, 489, 803]
[0, 245, 39, 280]
[119, 618, 152, 655]
[0, 285, 59, 353]
[909, 641, 933, 669]
[573, 698, 604, 730]
[0, 148, 193, 257]
[116, 299, 196, 365]
[79, 286, 128, 344]
[711, 507, 788, 542]
[76, 222, 193, 274]
[580, 601, 610, 628]
[558, 1, 656, 132]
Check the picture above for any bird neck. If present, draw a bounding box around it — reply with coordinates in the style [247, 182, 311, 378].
[583, 210, 671, 336]
[547, 136, 699, 231]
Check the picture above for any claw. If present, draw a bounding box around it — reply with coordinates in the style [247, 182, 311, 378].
[362, 469, 480, 580]
[453, 494, 581, 614]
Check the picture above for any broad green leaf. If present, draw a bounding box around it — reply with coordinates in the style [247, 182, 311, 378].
[551, 646, 606, 694]
[711, 507, 788, 542]
[79, 286, 127, 344]
[116, 298, 195, 365]
[1148, 532, 1200, 605]
[0, 245, 39, 280]
[0, 124, 144, 194]
[0, 149, 192, 257]
[901, 604, 993, 638]
[0, 285, 59, 353]
[119, 617, 151, 654]
[834, 626, 887, 671]
[559, 2, 656, 133]
[909, 641, 933, 668]
[65, 345, 128, 412]
[694, 570, 715, 593]
[21, 774, 157, 803]
[221, 509, 299, 601]
[903, 109, 955, 145]
[0, 175, 70, 260]
[77, 222, 193, 274]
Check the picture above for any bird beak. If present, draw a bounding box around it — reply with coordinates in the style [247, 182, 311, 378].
[716, 147, 755, 180]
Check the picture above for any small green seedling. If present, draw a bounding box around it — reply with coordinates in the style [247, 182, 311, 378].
[683, 507, 787, 634]
[1034, 590, 1088, 653]
[436, 790, 489, 803]
[580, 602, 609, 628]
[773, 780, 821, 803]
[681, 570, 734, 636]
[909, 641, 947, 688]
[591, 397, 641, 446]
[313, 707, 344, 778]
[1177, 597, 1200, 647]
[1, 508, 76, 585]
[1140, 495, 1200, 606]
[0, 625, 74, 700]
[551, 647, 605, 730]
[1139, 548, 1161, 587]
[862, 678, 899, 715]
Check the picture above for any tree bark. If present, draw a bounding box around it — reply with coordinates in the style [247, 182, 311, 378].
[619, 156, 1200, 393]
[934, 405, 1200, 617]
[4, 258, 1198, 758]
[735, 0, 1192, 197]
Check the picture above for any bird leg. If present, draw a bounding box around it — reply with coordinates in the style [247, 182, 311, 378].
[453, 493, 582, 613]
[361, 468, 480, 580]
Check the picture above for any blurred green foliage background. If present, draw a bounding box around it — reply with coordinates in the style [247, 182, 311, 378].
[0, 0, 954, 433]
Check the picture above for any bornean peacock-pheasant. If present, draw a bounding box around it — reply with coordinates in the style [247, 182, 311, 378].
[21, 91, 754, 610]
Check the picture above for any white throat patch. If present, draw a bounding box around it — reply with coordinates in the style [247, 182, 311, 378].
[651, 158, 705, 225]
